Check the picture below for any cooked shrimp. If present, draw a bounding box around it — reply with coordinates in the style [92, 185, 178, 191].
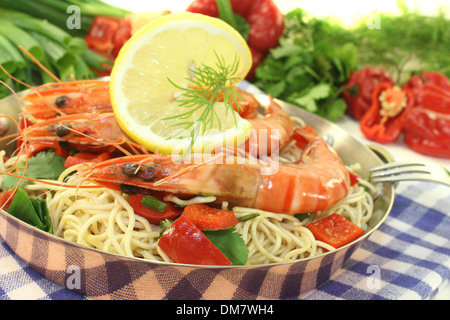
[22, 80, 112, 121]
[19, 112, 146, 156]
[73, 126, 350, 214]
[226, 88, 297, 157]
[244, 96, 297, 157]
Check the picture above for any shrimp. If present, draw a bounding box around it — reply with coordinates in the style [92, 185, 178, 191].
[18, 112, 147, 157]
[73, 126, 351, 214]
[0, 46, 112, 122]
[229, 88, 297, 157]
[244, 96, 297, 157]
[22, 80, 112, 121]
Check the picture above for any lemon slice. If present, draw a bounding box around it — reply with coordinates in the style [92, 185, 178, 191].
[110, 12, 253, 155]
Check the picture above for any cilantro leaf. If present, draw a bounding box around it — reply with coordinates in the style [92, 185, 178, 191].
[204, 227, 249, 266]
[252, 7, 358, 122]
[293, 83, 331, 112]
[2, 150, 66, 189]
[6, 188, 53, 233]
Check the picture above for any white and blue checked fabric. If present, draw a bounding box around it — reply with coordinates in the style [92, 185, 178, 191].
[1, 180, 449, 300]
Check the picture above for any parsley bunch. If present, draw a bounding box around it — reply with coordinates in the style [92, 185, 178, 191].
[252, 8, 358, 122]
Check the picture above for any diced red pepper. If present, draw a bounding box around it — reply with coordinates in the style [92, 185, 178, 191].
[348, 171, 361, 186]
[128, 193, 182, 224]
[64, 151, 112, 168]
[360, 82, 414, 144]
[182, 203, 238, 231]
[158, 216, 232, 265]
[0, 190, 15, 212]
[23, 140, 69, 159]
[306, 213, 365, 249]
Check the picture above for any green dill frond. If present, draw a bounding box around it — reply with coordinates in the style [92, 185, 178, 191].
[164, 52, 245, 157]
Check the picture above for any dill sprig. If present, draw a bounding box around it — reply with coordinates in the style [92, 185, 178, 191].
[164, 53, 245, 156]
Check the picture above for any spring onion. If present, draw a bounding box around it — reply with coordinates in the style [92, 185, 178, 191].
[141, 195, 168, 213]
[0, 0, 129, 37]
[0, 7, 114, 99]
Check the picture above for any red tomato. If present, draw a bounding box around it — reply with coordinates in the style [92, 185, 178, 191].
[128, 194, 182, 224]
[158, 216, 232, 265]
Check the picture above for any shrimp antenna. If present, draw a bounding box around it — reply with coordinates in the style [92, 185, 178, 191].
[0, 64, 32, 88]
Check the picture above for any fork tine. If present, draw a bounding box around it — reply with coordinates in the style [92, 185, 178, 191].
[369, 160, 425, 173]
[370, 164, 430, 179]
[369, 160, 450, 187]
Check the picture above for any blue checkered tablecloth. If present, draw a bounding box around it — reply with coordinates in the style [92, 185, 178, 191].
[1, 180, 449, 300]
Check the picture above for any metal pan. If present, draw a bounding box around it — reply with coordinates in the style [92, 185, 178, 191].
[0, 91, 394, 300]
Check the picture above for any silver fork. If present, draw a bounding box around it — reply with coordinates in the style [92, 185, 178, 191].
[369, 160, 450, 187]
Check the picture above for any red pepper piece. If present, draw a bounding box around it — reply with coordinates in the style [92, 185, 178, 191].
[0, 190, 15, 212]
[343, 67, 394, 120]
[183, 203, 238, 231]
[360, 82, 414, 144]
[403, 74, 450, 114]
[348, 171, 361, 186]
[404, 71, 450, 92]
[158, 216, 232, 265]
[64, 151, 113, 168]
[128, 193, 182, 224]
[306, 213, 365, 249]
[245, 0, 284, 52]
[85, 16, 131, 61]
[403, 107, 450, 158]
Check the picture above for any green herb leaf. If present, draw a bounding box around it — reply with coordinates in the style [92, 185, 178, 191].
[252, 7, 358, 121]
[2, 150, 66, 190]
[7, 188, 52, 233]
[294, 212, 312, 221]
[165, 53, 244, 157]
[159, 218, 173, 237]
[204, 227, 248, 265]
[293, 83, 331, 112]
